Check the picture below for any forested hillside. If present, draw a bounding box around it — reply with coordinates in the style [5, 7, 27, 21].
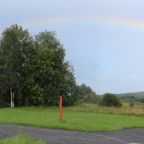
[116, 91, 144, 103]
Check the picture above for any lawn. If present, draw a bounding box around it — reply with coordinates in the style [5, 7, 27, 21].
[0, 106, 144, 132]
[0, 134, 44, 144]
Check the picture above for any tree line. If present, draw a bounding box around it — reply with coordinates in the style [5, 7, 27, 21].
[0, 25, 96, 107]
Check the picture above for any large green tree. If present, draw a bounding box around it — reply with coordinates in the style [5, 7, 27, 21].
[0, 25, 34, 107]
[28, 31, 76, 106]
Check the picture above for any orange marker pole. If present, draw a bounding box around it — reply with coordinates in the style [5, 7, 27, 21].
[59, 96, 63, 122]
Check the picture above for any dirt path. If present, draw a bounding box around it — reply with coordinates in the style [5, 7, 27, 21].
[0, 124, 143, 144]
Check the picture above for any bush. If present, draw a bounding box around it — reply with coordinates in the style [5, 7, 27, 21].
[100, 93, 121, 107]
[129, 101, 134, 107]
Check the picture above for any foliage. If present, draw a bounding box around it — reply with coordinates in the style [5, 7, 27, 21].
[120, 95, 144, 104]
[0, 25, 34, 107]
[100, 93, 122, 107]
[74, 84, 98, 103]
[129, 101, 134, 107]
[117, 92, 144, 104]
[0, 133, 44, 144]
[0, 25, 77, 107]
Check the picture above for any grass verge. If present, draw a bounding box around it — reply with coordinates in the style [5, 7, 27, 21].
[0, 134, 44, 144]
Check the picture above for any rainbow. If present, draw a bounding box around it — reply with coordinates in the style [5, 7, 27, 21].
[22, 15, 144, 30]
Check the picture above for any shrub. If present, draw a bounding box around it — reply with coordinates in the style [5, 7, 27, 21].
[129, 101, 134, 107]
[100, 93, 121, 107]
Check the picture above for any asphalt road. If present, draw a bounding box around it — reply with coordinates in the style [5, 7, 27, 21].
[0, 124, 143, 144]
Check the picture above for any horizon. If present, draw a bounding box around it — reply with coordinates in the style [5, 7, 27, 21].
[98, 91, 144, 95]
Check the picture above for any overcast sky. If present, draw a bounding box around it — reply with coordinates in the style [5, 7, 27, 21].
[1, 0, 144, 94]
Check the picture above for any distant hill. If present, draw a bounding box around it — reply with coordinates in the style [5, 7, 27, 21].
[116, 91, 144, 99]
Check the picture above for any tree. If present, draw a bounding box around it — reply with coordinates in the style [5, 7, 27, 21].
[74, 84, 97, 103]
[14, 31, 77, 106]
[0, 25, 33, 107]
[29, 31, 76, 106]
[100, 93, 121, 107]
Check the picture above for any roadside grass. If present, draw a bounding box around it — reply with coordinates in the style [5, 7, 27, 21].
[0, 134, 44, 144]
[0, 105, 144, 132]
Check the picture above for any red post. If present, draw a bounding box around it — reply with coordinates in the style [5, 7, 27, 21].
[59, 96, 63, 122]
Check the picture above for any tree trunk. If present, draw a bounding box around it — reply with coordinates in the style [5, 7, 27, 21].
[10, 88, 15, 108]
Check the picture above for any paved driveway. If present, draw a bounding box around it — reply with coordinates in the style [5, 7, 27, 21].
[0, 124, 143, 144]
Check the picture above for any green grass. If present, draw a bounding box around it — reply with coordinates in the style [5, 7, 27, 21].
[0, 106, 144, 132]
[0, 134, 44, 144]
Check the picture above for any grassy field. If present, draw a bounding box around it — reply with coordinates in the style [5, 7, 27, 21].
[69, 103, 144, 116]
[0, 104, 144, 132]
[0, 134, 44, 144]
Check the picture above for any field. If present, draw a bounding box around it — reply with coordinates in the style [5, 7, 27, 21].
[0, 134, 44, 144]
[70, 103, 144, 116]
[0, 104, 144, 132]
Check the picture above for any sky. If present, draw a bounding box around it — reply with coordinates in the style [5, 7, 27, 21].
[0, 0, 144, 94]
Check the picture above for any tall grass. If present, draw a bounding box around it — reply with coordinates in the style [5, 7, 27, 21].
[69, 103, 144, 116]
